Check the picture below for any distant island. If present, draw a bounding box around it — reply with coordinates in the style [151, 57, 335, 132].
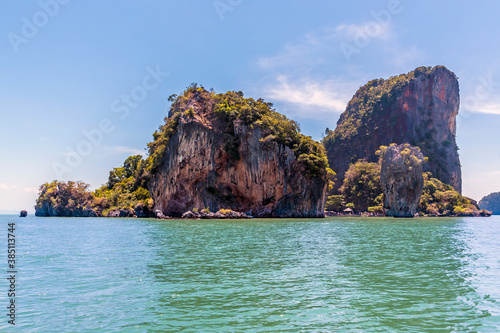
[35, 67, 492, 218]
[479, 192, 500, 215]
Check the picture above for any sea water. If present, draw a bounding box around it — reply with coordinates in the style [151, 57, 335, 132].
[0, 214, 499, 332]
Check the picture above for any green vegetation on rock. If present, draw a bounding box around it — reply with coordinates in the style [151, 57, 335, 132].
[340, 160, 383, 212]
[35, 181, 95, 216]
[326, 143, 475, 216]
[35, 156, 153, 217]
[92, 155, 152, 216]
[147, 84, 330, 179]
[479, 192, 500, 215]
[322, 65, 461, 194]
[323, 66, 442, 146]
[325, 194, 344, 212]
[419, 172, 476, 216]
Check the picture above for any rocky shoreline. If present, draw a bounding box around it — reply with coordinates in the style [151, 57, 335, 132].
[325, 211, 492, 218]
[155, 209, 250, 219]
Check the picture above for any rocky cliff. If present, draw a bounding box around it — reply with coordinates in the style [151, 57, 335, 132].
[380, 144, 425, 218]
[323, 66, 461, 193]
[147, 85, 329, 217]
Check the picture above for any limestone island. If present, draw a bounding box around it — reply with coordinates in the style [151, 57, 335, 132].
[35, 66, 493, 218]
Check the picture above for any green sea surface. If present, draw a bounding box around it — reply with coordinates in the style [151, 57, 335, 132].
[1, 215, 499, 332]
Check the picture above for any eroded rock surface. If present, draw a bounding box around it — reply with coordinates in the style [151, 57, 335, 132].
[380, 144, 425, 218]
[148, 88, 327, 218]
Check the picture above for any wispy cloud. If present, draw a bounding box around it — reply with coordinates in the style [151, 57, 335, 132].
[0, 183, 18, 190]
[467, 102, 500, 115]
[61, 145, 147, 157]
[105, 145, 146, 156]
[23, 187, 39, 193]
[253, 17, 424, 121]
[265, 75, 352, 118]
[257, 20, 400, 72]
[335, 22, 391, 41]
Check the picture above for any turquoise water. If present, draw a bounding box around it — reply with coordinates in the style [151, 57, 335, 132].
[0, 215, 499, 332]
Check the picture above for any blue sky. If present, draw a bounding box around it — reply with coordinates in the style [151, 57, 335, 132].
[1, 0, 499, 213]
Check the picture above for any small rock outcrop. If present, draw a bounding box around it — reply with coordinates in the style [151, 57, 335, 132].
[324, 66, 462, 193]
[148, 86, 328, 218]
[35, 181, 98, 217]
[19, 210, 27, 217]
[107, 209, 132, 218]
[380, 144, 425, 218]
[181, 209, 250, 219]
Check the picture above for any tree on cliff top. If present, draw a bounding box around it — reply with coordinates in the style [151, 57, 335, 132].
[146, 84, 332, 180]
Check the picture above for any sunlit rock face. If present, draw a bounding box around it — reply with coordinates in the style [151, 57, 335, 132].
[149, 95, 327, 218]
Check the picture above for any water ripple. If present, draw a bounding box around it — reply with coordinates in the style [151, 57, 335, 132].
[0, 215, 499, 331]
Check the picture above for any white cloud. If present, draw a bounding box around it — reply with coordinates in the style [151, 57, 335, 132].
[23, 187, 39, 193]
[0, 183, 18, 190]
[257, 21, 396, 72]
[257, 30, 334, 71]
[335, 22, 391, 41]
[105, 146, 146, 156]
[264, 75, 352, 118]
[253, 17, 424, 121]
[468, 102, 500, 115]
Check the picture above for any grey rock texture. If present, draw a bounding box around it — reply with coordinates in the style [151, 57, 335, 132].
[149, 107, 326, 218]
[380, 144, 425, 218]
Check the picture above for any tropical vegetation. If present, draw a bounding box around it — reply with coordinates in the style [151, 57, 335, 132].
[35, 181, 94, 216]
[339, 161, 383, 212]
[147, 83, 331, 179]
[92, 155, 152, 216]
[419, 172, 478, 216]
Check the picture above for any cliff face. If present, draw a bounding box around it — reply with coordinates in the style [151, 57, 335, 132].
[148, 87, 327, 217]
[380, 144, 424, 218]
[324, 66, 461, 193]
